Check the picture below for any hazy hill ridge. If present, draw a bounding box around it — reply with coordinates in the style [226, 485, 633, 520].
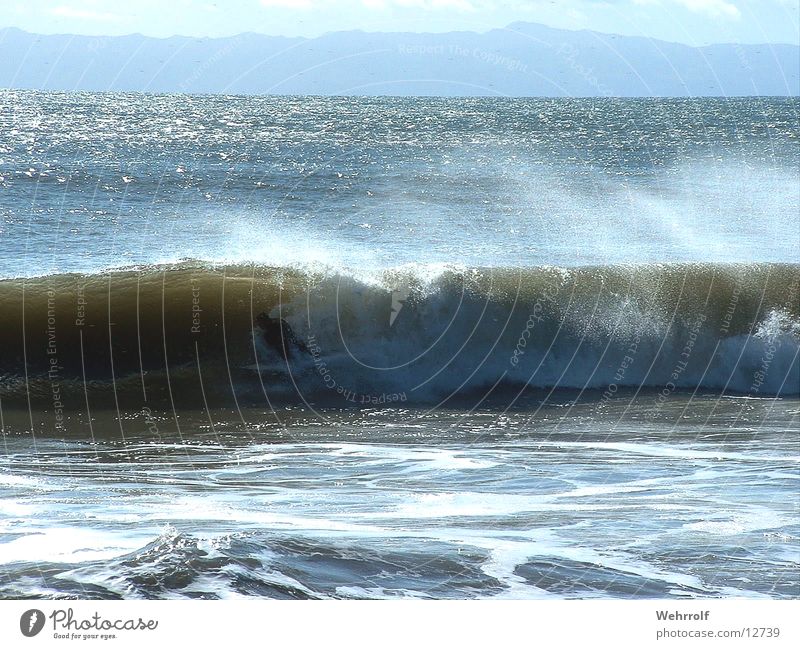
[0, 22, 797, 96]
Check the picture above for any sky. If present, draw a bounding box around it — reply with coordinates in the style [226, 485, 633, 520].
[3, 0, 799, 46]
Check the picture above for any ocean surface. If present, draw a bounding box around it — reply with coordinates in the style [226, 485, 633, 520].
[0, 92, 798, 599]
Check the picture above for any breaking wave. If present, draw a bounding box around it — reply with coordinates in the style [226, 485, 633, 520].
[0, 261, 797, 420]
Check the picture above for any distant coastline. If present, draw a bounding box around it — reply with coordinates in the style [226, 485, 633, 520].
[1, 22, 798, 97]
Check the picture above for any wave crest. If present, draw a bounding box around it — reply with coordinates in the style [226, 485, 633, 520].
[0, 262, 797, 420]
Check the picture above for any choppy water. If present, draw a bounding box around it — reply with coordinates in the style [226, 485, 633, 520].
[0, 93, 798, 599]
[2, 398, 798, 599]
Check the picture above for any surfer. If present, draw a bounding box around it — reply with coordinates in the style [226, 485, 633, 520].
[255, 312, 309, 360]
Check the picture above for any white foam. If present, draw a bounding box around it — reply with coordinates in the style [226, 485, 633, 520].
[540, 441, 799, 463]
[0, 527, 153, 564]
[329, 444, 498, 472]
[683, 508, 788, 535]
[335, 586, 430, 599]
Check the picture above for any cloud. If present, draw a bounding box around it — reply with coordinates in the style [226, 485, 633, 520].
[387, 0, 476, 8]
[674, 0, 741, 19]
[51, 5, 124, 21]
[260, 0, 315, 8]
[261, 0, 475, 10]
[511, 0, 742, 21]
[259, 0, 750, 20]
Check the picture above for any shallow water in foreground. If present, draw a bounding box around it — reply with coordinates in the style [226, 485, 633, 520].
[2, 394, 797, 599]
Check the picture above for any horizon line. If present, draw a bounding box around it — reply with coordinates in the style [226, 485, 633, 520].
[1, 88, 797, 100]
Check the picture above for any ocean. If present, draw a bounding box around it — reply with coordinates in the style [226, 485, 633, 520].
[0, 92, 798, 599]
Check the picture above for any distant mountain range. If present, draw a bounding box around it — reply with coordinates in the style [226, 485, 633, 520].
[1, 23, 797, 96]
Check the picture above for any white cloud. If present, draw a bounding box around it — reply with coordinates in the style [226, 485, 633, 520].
[260, 0, 315, 9]
[511, 0, 742, 21]
[261, 0, 475, 10]
[51, 5, 124, 21]
[392, 0, 476, 9]
[675, 0, 741, 19]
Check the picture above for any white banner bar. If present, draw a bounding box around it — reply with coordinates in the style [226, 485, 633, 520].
[2, 600, 799, 648]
